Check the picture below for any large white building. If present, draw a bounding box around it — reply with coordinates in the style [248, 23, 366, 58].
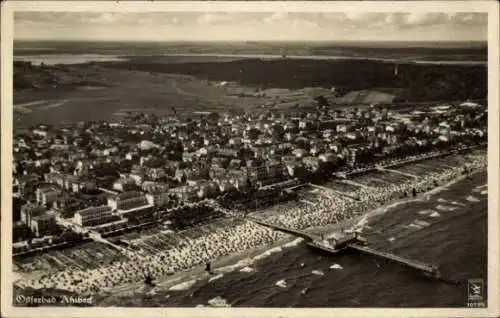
[74, 205, 116, 227]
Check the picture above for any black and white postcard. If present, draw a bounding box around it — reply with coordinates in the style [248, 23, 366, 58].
[1, 1, 499, 317]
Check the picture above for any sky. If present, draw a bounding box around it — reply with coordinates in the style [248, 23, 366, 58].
[14, 12, 488, 42]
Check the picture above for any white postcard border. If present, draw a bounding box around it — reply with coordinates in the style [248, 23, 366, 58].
[1, 1, 499, 317]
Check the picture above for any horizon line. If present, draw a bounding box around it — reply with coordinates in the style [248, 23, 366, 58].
[14, 39, 488, 46]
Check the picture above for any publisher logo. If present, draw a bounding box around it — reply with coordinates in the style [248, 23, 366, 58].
[467, 278, 486, 308]
[468, 278, 484, 301]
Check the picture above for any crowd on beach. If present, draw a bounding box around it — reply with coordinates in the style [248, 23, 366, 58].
[15, 153, 487, 295]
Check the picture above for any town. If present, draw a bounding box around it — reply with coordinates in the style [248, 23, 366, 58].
[12, 98, 487, 296]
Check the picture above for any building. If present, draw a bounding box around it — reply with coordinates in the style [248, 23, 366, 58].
[36, 185, 62, 206]
[247, 164, 268, 183]
[30, 211, 57, 237]
[147, 167, 166, 181]
[302, 156, 321, 171]
[107, 191, 148, 211]
[61, 174, 79, 191]
[21, 203, 46, 226]
[74, 205, 116, 227]
[116, 203, 155, 219]
[217, 148, 240, 158]
[145, 191, 170, 207]
[209, 166, 227, 180]
[169, 185, 199, 202]
[113, 178, 137, 192]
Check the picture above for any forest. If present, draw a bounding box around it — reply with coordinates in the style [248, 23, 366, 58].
[97, 58, 487, 102]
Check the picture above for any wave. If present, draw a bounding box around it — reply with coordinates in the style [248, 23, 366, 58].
[207, 296, 231, 308]
[282, 238, 304, 248]
[208, 273, 224, 282]
[437, 198, 449, 203]
[418, 210, 434, 215]
[409, 223, 424, 230]
[312, 270, 325, 276]
[429, 211, 441, 218]
[481, 190, 488, 195]
[329, 264, 343, 270]
[388, 237, 396, 242]
[466, 195, 480, 202]
[253, 246, 283, 262]
[218, 258, 253, 273]
[169, 279, 198, 291]
[275, 279, 288, 288]
[216, 238, 301, 276]
[473, 184, 488, 192]
[450, 200, 466, 206]
[239, 266, 254, 273]
[435, 204, 458, 212]
[414, 219, 431, 228]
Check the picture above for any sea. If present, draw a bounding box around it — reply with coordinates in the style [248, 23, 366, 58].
[102, 170, 488, 308]
[13, 40, 487, 66]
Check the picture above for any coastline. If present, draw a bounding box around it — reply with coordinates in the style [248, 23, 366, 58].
[14, 53, 487, 67]
[95, 167, 485, 304]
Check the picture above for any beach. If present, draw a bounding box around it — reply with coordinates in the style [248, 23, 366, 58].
[13, 150, 487, 306]
[99, 168, 488, 307]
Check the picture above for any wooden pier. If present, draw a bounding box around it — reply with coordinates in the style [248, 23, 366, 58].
[250, 219, 442, 279]
[248, 217, 320, 241]
[347, 244, 438, 275]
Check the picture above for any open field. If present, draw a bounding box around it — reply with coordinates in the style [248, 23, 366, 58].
[13, 67, 268, 128]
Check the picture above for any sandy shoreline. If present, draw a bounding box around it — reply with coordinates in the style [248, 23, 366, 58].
[94, 168, 484, 304]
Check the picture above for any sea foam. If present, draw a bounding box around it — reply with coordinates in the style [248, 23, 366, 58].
[207, 296, 231, 308]
[208, 274, 224, 283]
[253, 247, 283, 262]
[282, 238, 304, 248]
[275, 279, 287, 288]
[239, 266, 254, 273]
[417, 210, 433, 215]
[466, 195, 480, 202]
[414, 220, 431, 227]
[169, 279, 197, 291]
[311, 270, 325, 276]
[409, 223, 424, 230]
[329, 264, 343, 270]
[435, 205, 458, 212]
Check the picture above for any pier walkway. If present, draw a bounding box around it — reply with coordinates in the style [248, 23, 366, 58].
[248, 217, 320, 241]
[249, 218, 441, 278]
[347, 244, 438, 274]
